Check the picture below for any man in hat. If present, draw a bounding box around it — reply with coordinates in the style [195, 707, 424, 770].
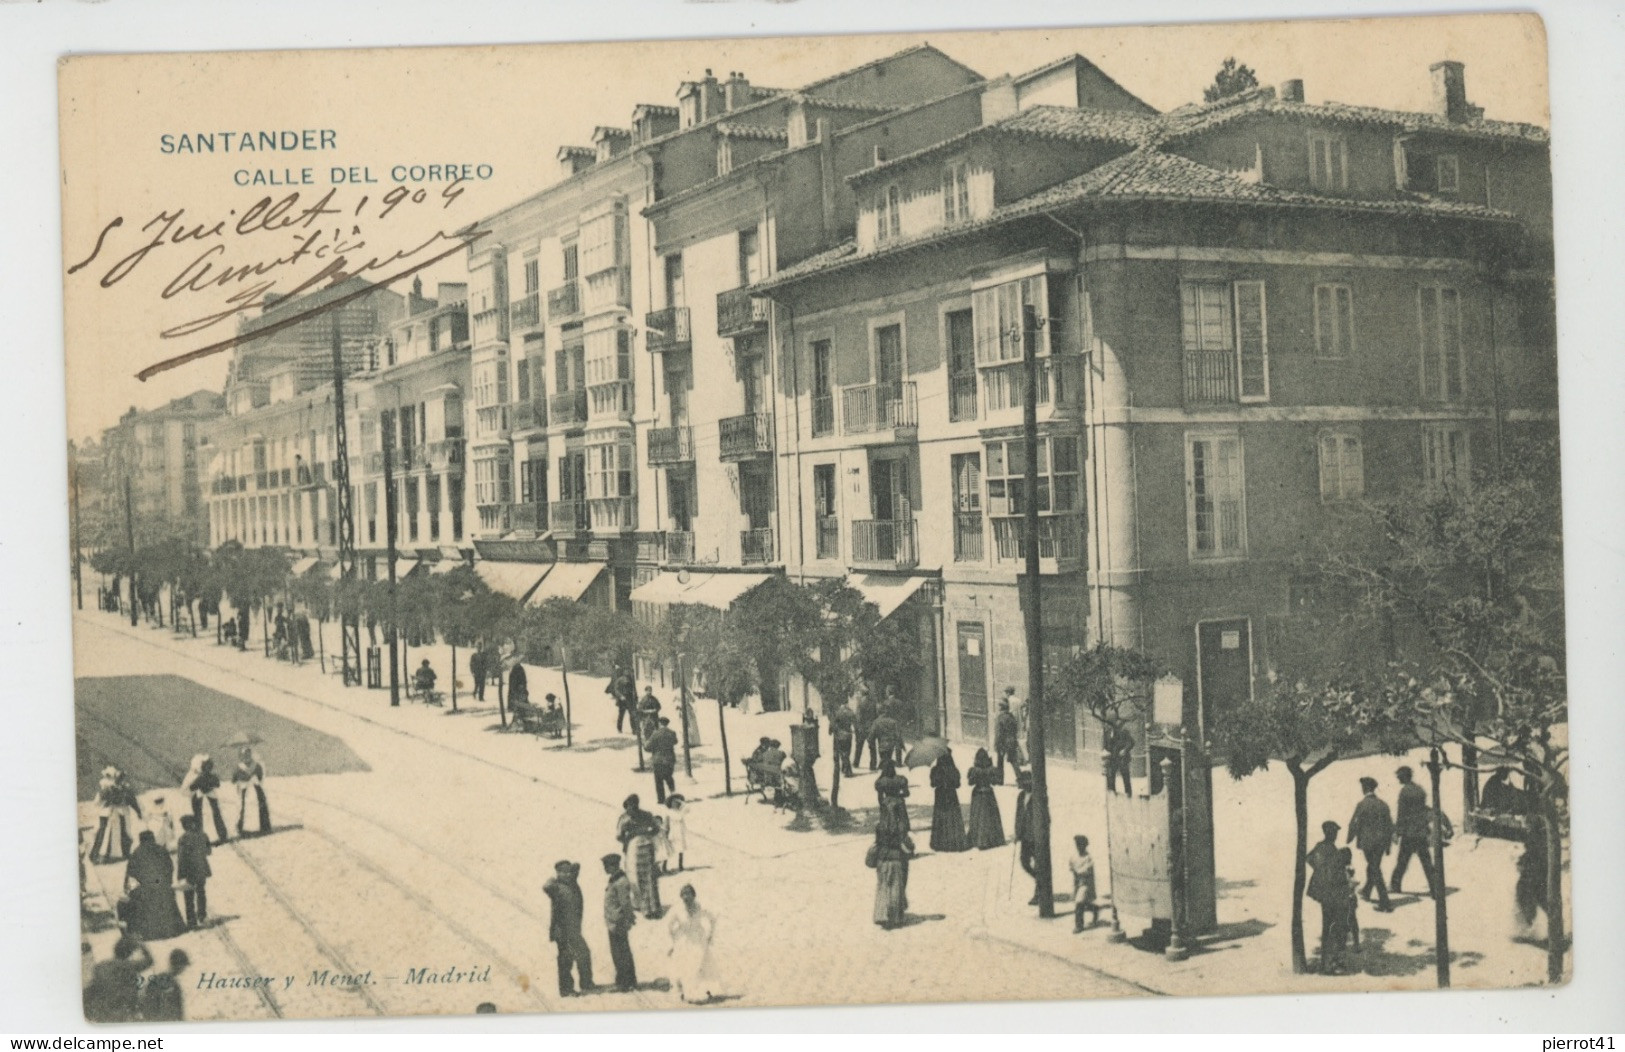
[829, 696, 857, 777]
[1013, 769, 1042, 905]
[993, 696, 1021, 781]
[1346, 776, 1394, 911]
[647, 717, 680, 805]
[1305, 819, 1350, 968]
[469, 647, 489, 702]
[543, 860, 593, 996]
[601, 854, 638, 992]
[853, 686, 879, 772]
[636, 686, 663, 741]
[1390, 765, 1439, 897]
[609, 669, 638, 732]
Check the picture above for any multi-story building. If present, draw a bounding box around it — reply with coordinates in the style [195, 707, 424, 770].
[756, 60, 1553, 762]
[101, 389, 225, 545]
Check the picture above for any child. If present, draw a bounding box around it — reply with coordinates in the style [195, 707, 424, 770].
[664, 795, 690, 873]
[1069, 835, 1099, 932]
[175, 813, 213, 930]
[1322, 846, 1361, 975]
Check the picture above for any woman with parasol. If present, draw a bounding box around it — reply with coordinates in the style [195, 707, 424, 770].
[181, 754, 230, 844]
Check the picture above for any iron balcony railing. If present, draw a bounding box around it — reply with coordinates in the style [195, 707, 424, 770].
[718, 412, 772, 460]
[647, 425, 695, 466]
[740, 528, 775, 565]
[510, 502, 545, 532]
[424, 439, 465, 471]
[510, 400, 547, 433]
[510, 292, 541, 330]
[548, 389, 589, 428]
[547, 281, 581, 319]
[953, 511, 985, 562]
[1183, 349, 1238, 405]
[815, 515, 840, 561]
[991, 515, 1084, 564]
[840, 381, 918, 436]
[851, 518, 919, 568]
[949, 373, 979, 422]
[645, 306, 692, 353]
[716, 287, 768, 337]
[664, 530, 695, 564]
[549, 500, 590, 536]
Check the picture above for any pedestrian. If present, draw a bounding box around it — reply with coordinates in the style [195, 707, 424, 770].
[993, 697, 1021, 781]
[1481, 766, 1526, 814]
[663, 795, 690, 873]
[1515, 818, 1549, 932]
[1013, 769, 1043, 906]
[965, 748, 1006, 849]
[1306, 820, 1351, 973]
[870, 711, 904, 769]
[1389, 765, 1439, 897]
[139, 949, 189, 1022]
[874, 758, 911, 838]
[854, 686, 878, 772]
[182, 755, 230, 844]
[233, 746, 272, 838]
[879, 686, 911, 740]
[928, 750, 969, 853]
[1069, 835, 1099, 932]
[144, 793, 177, 852]
[667, 884, 720, 1004]
[236, 606, 250, 651]
[174, 814, 212, 930]
[1346, 775, 1394, 912]
[82, 935, 152, 1024]
[508, 660, 529, 708]
[601, 854, 638, 992]
[636, 686, 663, 741]
[617, 794, 663, 919]
[414, 658, 438, 701]
[543, 860, 594, 997]
[829, 696, 856, 777]
[609, 669, 637, 733]
[646, 717, 679, 805]
[869, 827, 916, 930]
[1104, 720, 1135, 795]
[90, 767, 140, 864]
[122, 830, 186, 941]
[469, 647, 488, 702]
[296, 612, 314, 660]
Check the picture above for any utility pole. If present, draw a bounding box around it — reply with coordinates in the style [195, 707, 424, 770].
[677, 651, 693, 778]
[382, 408, 401, 707]
[124, 472, 138, 628]
[1427, 746, 1451, 987]
[330, 320, 362, 686]
[70, 442, 83, 611]
[1020, 303, 1055, 918]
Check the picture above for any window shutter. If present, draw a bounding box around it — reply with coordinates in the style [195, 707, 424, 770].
[1344, 435, 1364, 498]
[1319, 434, 1339, 501]
[972, 286, 999, 364]
[1419, 288, 1440, 399]
[1234, 281, 1268, 400]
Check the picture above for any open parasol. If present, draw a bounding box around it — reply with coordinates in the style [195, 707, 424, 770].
[222, 730, 265, 749]
[903, 736, 951, 769]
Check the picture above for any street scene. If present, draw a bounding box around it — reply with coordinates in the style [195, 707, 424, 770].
[60, 17, 1566, 1024]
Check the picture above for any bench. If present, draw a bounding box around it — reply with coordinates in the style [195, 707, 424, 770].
[410, 682, 445, 706]
[511, 703, 566, 739]
[744, 759, 800, 810]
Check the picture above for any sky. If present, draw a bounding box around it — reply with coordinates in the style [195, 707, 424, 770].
[59, 13, 1550, 442]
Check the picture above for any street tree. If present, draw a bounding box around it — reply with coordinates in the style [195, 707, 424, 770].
[1054, 642, 1163, 779]
[1204, 57, 1259, 103]
[728, 575, 821, 711]
[801, 578, 875, 711]
[1211, 673, 1415, 974]
[437, 567, 510, 714]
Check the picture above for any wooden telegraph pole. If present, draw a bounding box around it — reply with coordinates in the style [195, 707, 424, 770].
[382, 409, 401, 707]
[124, 473, 139, 628]
[1020, 303, 1055, 917]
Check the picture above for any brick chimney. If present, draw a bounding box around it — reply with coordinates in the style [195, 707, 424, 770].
[1431, 61, 1470, 123]
[1279, 79, 1304, 103]
[725, 71, 753, 112]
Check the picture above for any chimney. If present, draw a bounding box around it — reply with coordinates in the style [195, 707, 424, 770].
[701, 68, 723, 122]
[725, 71, 752, 111]
[1279, 79, 1304, 103]
[1431, 61, 1470, 123]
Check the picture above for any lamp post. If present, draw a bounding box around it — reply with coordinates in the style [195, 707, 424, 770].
[1427, 743, 1451, 988]
[1020, 303, 1055, 918]
[382, 409, 400, 707]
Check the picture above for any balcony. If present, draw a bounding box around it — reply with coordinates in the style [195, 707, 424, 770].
[474, 405, 510, 441]
[645, 307, 691, 354]
[471, 306, 509, 348]
[811, 394, 835, 438]
[510, 502, 545, 532]
[511, 400, 547, 433]
[740, 528, 775, 565]
[840, 381, 918, 438]
[547, 281, 581, 320]
[663, 530, 695, 564]
[1183, 349, 1238, 405]
[851, 518, 919, 569]
[424, 439, 464, 472]
[510, 292, 541, 331]
[716, 287, 768, 338]
[397, 445, 416, 471]
[647, 425, 695, 466]
[953, 511, 985, 562]
[991, 515, 1084, 566]
[548, 389, 589, 428]
[949, 373, 979, 422]
[980, 356, 1085, 416]
[590, 497, 636, 533]
[815, 515, 840, 561]
[549, 500, 590, 536]
[718, 412, 772, 461]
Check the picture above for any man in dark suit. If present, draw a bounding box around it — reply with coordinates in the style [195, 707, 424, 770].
[1390, 765, 1439, 897]
[543, 860, 593, 996]
[829, 698, 857, 777]
[993, 698, 1021, 780]
[646, 717, 680, 804]
[602, 854, 638, 992]
[853, 688, 878, 771]
[1346, 776, 1394, 911]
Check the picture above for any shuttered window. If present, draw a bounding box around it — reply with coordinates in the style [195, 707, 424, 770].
[1314, 284, 1355, 358]
[1318, 432, 1364, 502]
[1419, 287, 1464, 402]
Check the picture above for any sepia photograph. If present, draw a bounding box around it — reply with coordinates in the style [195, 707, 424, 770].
[21, 4, 1616, 1032]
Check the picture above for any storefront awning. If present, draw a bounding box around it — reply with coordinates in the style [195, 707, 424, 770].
[394, 557, 422, 580]
[526, 561, 607, 606]
[629, 571, 770, 612]
[473, 560, 551, 602]
[846, 574, 930, 620]
[288, 556, 319, 578]
[428, 558, 466, 575]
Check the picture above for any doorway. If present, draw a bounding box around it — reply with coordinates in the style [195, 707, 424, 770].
[1195, 617, 1253, 738]
[957, 621, 989, 742]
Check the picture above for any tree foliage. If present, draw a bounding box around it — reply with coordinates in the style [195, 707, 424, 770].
[1204, 57, 1259, 103]
[1054, 643, 1163, 728]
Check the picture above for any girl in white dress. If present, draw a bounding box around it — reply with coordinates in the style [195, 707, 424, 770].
[664, 795, 690, 872]
[667, 884, 720, 1004]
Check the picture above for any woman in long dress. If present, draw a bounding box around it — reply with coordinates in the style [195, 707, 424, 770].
[232, 746, 272, 838]
[663, 795, 690, 872]
[873, 759, 911, 838]
[965, 748, 1006, 849]
[90, 768, 141, 864]
[667, 884, 721, 1004]
[929, 751, 970, 852]
[871, 829, 916, 929]
[616, 794, 663, 919]
[182, 755, 230, 844]
[122, 831, 186, 941]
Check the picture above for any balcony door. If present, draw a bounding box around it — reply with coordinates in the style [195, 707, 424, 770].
[875, 323, 903, 394]
[957, 622, 989, 741]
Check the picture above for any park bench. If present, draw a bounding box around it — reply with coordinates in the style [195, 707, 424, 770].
[511, 702, 566, 739]
[744, 759, 802, 810]
[409, 680, 445, 706]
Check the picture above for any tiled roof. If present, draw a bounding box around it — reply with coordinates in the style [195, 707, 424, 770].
[717, 123, 789, 143]
[1162, 91, 1548, 145]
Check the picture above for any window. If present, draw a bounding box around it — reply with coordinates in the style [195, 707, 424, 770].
[813, 464, 838, 560]
[587, 442, 635, 500]
[664, 254, 685, 309]
[580, 212, 625, 276]
[876, 185, 900, 243]
[811, 339, 834, 437]
[1308, 132, 1348, 190]
[1314, 284, 1355, 358]
[984, 436, 1081, 517]
[405, 478, 420, 542]
[1186, 434, 1246, 559]
[737, 227, 761, 287]
[951, 452, 984, 562]
[1318, 432, 1364, 502]
[584, 328, 633, 386]
[942, 163, 969, 224]
[515, 357, 532, 404]
[1422, 425, 1471, 492]
[562, 243, 579, 282]
[972, 275, 1048, 364]
[1181, 280, 1269, 400]
[1436, 154, 1460, 194]
[473, 456, 511, 506]
[426, 475, 441, 541]
[523, 255, 540, 294]
[946, 309, 977, 421]
[1418, 287, 1464, 402]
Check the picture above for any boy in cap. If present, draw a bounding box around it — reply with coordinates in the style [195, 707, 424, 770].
[543, 860, 593, 996]
[1306, 820, 1351, 971]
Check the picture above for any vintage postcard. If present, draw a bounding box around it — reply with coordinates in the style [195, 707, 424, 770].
[61, 14, 1567, 1023]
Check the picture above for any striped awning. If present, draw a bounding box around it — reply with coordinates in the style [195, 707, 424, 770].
[629, 572, 770, 612]
[525, 562, 607, 606]
[846, 574, 930, 620]
[288, 556, 320, 578]
[473, 560, 551, 602]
